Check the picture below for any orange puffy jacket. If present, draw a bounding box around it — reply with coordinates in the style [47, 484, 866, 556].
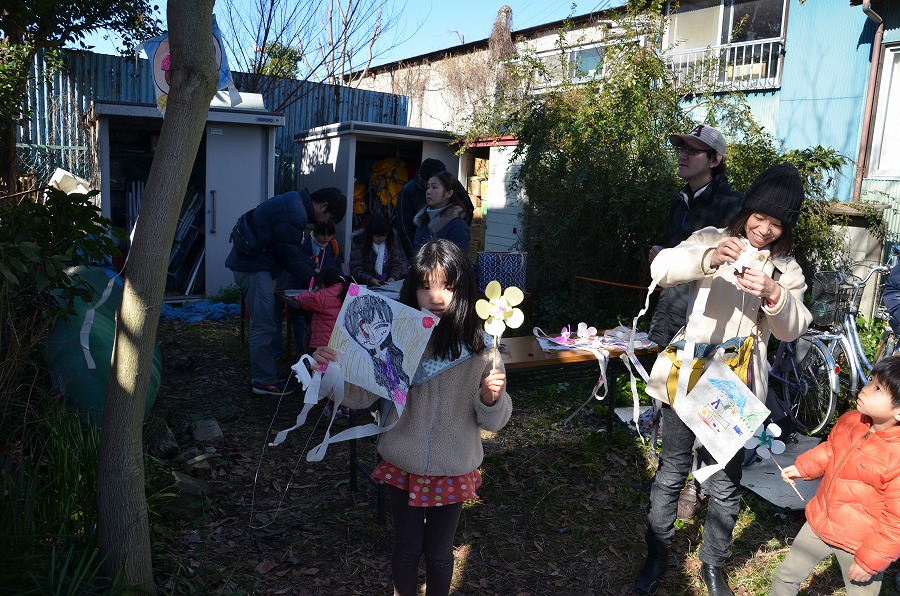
[794, 410, 900, 575]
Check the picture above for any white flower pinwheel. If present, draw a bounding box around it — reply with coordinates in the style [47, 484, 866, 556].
[476, 280, 525, 336]
[744, 422, 786, 459]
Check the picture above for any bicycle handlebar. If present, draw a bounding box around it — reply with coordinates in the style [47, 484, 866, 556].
[836, 262, 891, 289]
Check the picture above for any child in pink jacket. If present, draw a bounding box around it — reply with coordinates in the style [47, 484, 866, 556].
[295, 267, 351, 418]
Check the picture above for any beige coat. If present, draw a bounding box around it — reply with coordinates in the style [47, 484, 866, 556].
[342, 345, 512, 477]
[646, 227, 812, 403]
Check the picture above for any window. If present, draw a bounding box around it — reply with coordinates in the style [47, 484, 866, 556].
[870, 45, 900, 178]
[663, 0, 787, 89]
[535, 43, 606, 87]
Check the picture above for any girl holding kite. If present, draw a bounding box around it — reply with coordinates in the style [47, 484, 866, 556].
[637, 164, 812, 596]
[312, 239, 511, 596]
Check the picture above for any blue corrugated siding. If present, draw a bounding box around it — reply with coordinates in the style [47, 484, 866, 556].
[739, 90, 779, 134]
[17, 49, 407, 186]
[775, 0, 880, 201]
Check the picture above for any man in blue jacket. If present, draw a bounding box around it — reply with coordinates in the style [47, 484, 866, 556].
[226, 187, 346, 395]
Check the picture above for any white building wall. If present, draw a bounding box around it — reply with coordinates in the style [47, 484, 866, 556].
[484, 145, 526, 252]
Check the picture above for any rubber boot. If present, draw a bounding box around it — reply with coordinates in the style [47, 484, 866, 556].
[700, 562, 734, 596]
[635, 535, 669, 595]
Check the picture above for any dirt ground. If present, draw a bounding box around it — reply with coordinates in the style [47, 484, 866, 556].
[150, 317, 869, 596]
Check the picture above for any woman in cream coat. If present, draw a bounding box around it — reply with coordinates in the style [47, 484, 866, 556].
[636, 164, 813, 596]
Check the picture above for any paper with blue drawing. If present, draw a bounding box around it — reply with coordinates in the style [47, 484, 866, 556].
[671, 354, 770, 467]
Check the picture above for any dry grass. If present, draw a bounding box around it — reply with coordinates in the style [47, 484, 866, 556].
[150, 319, 900, 595]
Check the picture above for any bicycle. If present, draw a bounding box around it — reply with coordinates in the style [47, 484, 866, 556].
[808, 261, 892, 404]
[767, 332, 839, 436]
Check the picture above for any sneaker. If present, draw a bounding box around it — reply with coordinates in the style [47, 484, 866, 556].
[251, 381, 294, 396]
[338, 405, 351, 418]
[323, 402, 335, 418]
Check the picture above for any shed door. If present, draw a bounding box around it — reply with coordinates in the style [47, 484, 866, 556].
[205, 123, 270, 294]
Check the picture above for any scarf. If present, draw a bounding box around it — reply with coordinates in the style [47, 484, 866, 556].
[373, 241, 387, 280]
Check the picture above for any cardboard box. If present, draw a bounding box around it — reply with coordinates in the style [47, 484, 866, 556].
[474, 157, 489, 179]
[468, 175, 484, 196]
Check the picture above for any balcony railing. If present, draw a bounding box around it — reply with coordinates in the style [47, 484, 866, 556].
[664, 38, 784, 90]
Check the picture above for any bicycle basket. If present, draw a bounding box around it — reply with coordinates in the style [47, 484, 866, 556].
[810, 271, 840, 326]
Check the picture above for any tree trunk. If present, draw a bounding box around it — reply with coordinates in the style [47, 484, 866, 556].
[97, 1, 218, 590]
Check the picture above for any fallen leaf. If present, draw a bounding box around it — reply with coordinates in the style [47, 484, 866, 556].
[254, 560, 275, 574]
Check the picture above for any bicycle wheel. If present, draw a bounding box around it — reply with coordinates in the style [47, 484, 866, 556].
[831, 338, 858, 401]
[782, 336, 837, 436]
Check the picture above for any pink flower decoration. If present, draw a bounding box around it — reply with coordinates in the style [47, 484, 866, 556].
[348, 284, 360, 297]
[422, 317, 434, 329]
[393, 388, 407, 406]
[320, 363, 328, 373]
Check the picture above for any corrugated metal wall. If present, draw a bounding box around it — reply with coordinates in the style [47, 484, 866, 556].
[775, 0, 884, 202]
[17, 49, 408, 189]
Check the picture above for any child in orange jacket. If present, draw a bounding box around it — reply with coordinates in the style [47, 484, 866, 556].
[772, 356, 900, 595]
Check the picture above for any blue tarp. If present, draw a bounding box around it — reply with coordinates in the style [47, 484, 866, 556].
[160, 301, 240, 322]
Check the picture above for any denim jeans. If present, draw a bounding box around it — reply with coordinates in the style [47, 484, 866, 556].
[646, 406, 744, 567]
[233, 270, 279, 386]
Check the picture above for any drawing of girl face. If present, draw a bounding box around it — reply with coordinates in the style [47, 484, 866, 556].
[356, 317, 391, 350]
[416, 267, 455, 318]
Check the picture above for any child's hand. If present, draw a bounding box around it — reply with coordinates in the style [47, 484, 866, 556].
[480, 369, 506, 406]
[311, 346, 338, 369]
[847, 562, 873, 583]
[781, 464, 801, 484]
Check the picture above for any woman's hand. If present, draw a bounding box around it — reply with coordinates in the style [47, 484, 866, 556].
[480, 369, 506, 406]
[736, 268, 782, 305]
[387, 277, 396, 283]
[311, 346, 339, 370]
[369, 279, 381, 287]
[847, 562, 873, 583]
[709, 237, 748, 268]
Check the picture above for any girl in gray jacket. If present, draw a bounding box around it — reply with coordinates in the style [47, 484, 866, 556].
[313, 239, 512, 596]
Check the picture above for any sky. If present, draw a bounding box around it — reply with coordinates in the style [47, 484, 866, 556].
[77, 0, 625, 68]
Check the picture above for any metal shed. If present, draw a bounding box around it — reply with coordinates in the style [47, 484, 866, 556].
[89, 92, 284, 297]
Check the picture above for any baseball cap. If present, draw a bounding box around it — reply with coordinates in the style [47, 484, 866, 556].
[669, 124, 727, 155]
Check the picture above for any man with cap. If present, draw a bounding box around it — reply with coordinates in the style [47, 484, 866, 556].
[645, 124, 744, 523]
[649, 124, 743, 347]
[395, 158, 473, 261]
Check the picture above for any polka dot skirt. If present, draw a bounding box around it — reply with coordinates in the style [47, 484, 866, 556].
[372, 459, 482, 508]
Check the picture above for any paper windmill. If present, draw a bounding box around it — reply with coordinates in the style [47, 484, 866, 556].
[745, 422, 786, 459]
[577, 322, 598, 339]
[476, 281, 525, 368]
